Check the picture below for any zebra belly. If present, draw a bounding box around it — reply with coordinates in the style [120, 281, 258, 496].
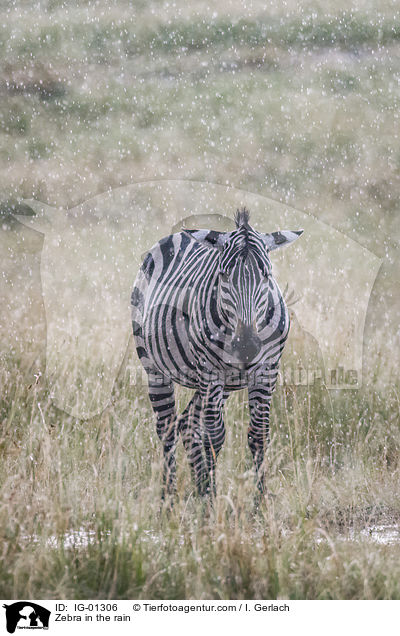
[142, 306, 198, 385]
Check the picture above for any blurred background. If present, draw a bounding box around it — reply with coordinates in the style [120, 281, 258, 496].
[0, 0, 399, 388]
[1, 0, 399, 389]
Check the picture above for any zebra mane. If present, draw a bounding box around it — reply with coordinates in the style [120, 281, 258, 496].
[234, 207, 251, 259]
[235, 207, 250, 229]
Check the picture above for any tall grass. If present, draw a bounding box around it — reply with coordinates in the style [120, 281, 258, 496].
[1, 354, 400, 599]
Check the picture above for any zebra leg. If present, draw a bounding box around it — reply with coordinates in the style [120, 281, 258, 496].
[248, 369, 278, 493]
[147, 371, 177, 499]
[178, 391, 207, 494]
[199, 382, 228, 497]
[179, 386, 228, 496]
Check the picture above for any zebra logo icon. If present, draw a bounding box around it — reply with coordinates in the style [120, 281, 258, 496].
[8, 180, 381, 418]
[3, 602, 51, 633]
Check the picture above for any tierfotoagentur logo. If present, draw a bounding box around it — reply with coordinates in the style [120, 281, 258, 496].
[2, 602, 51, 633]
[10, 180, 381, 418]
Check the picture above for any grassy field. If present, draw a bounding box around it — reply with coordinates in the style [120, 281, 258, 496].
[1, 0, 400, 599]
[1, 371, 400, 599]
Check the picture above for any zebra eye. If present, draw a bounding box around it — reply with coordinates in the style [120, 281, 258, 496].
[220, 271, 229, 283]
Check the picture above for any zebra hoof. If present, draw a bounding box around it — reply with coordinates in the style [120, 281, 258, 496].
[197, 481, 216, 500]
[159, 500, 175, 519]
[160, 488, 176, 510]
[253, 489, 276, 511]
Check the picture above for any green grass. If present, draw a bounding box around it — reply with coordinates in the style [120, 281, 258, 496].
[2, 12, 400, 63]
[1, 3, 400, 234]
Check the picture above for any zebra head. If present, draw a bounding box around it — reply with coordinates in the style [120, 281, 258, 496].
[183, 208, 303, 367]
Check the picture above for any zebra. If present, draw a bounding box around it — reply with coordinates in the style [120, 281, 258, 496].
[131, 208, 303, 498]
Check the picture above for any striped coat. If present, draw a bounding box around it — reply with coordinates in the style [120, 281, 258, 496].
[131, 209, 303, 497]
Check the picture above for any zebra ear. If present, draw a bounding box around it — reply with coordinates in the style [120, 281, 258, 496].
[262, 230, 303, 251]
[13, 199, 66, 234]
[182, 228, 229, 251]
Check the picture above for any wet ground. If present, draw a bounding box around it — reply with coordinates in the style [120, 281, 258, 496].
[27, 524, 400, 550]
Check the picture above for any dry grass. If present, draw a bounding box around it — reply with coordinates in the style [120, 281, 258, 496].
[1, 362, 400, 599]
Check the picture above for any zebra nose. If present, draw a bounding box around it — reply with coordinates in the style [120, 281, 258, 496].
[231, 322, 261, 363]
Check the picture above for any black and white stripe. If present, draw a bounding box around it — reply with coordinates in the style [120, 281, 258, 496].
[131, 208, 303, 497]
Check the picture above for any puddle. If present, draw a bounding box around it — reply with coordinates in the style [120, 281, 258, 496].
[357, 525, 400, 545]
[24, 527, 101, 549]
[316, 524, 400, 547]
[46, 529, 98, 549]
[24, 523, 400, 551]
[47, 525, 400, 549]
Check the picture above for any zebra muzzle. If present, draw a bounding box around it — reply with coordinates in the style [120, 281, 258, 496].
[231, 321, 261, 365]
